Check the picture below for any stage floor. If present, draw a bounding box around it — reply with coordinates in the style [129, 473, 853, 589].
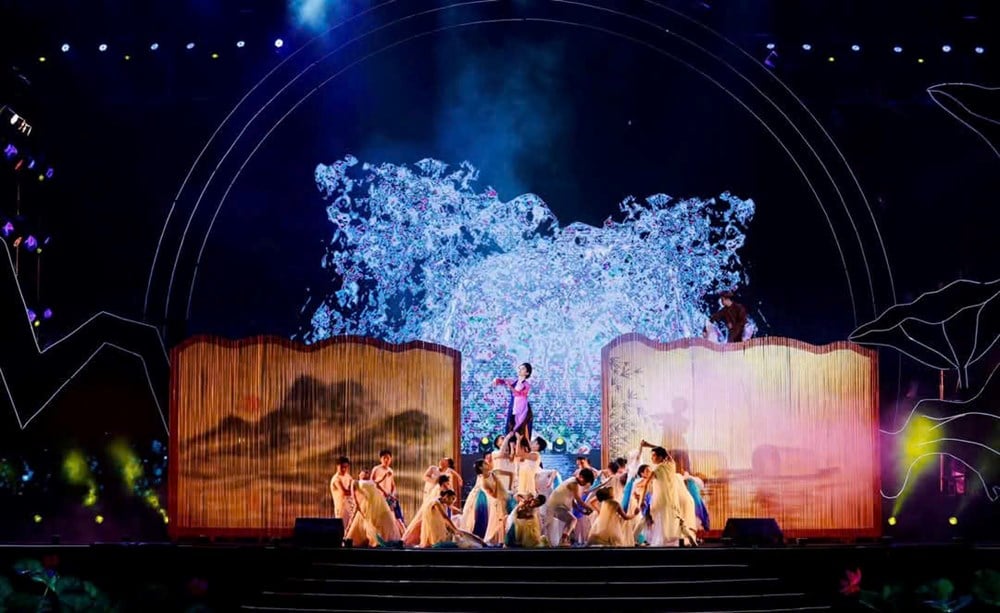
[0, 541, 996, 612]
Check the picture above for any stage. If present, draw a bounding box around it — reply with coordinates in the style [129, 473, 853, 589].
[0, 540, 996, 612]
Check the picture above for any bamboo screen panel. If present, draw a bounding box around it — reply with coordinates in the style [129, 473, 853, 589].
[168, 336, 460, 538]
[603, 335, 879, 538]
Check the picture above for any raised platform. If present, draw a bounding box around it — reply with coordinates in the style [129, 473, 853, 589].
[1, 542, 995, 612]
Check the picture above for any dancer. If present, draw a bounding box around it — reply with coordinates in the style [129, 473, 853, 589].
[344, 470, 402, 547]
[514, 433, 541, 500]
[329, 456, 355, 529]
[494, 362, 534, 437]
[491, 432, 517, 492]
[709, 290, 748, 343]
[422, 457, 463, 504]
[544, 468, 595, 546]
[636, 441, 697, 547]
[507, 494, 547, 547]
[419, 489, 460, 548]
[587, 487, 637, 547]
[461, 459, 492, 538]
[624, 464, 652, 546]
[402, 474, 451, 546]
[371, 449, 405, 532]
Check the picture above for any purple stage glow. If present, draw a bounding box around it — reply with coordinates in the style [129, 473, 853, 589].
[305, 156, 754, 452]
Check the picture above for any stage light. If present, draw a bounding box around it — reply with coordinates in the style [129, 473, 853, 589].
[3, 144, 16, 159]
[553, 437, 566, 453]
[27, 159, 35, 170]
[273, 38, 284, 48]
[1, 222, 12, 236]
[95, 515, 104, 524]
[948, 516, 958, 525]
[186, 42, 195, 50]
[33, 514, 42, 523]
[211, 52, 219, 59]
[61, 44, 70, 53]
[25, 236, 37, 251]
[98, 43, 108, 52]
[27, 309, 37, 323]
[801, 43, 812, 51]
[942, 45, 952, 53]
[974, 46, 985, 55]
[236, 40, 245, 48]
[851, 44, 861, 52]
[893, 46, 903, 54]
[45, 168, 54, 179]
[828, 56, 835, 62]
[887, 516, 897, 526]
[917, 58, 925, 64]
[33, 320, 40, 328]
[38, 56, 46, 63]
[124, 54, 131, 61]
[765, 42, 775, 50]
[150, 43, 159, 51]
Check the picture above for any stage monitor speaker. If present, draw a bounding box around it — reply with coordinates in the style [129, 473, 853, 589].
[722, 518, 783, 546]
[294, 517, 344, 547]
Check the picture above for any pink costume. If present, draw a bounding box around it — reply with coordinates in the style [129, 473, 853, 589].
[500, 378, 533, 437]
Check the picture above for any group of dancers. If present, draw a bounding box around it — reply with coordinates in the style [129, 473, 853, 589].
[329, 362, 710, 548]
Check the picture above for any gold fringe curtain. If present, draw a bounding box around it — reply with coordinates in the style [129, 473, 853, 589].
[168, 336, 460, 538]
[603, 335, 879, 537]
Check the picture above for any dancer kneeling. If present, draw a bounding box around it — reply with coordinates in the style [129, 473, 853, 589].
[587, 487, 637, 547]
[506, 494, 546, 547]
[421, 489, 486, 549]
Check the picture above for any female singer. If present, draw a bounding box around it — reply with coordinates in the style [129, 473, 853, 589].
[494, 362, 534, 438]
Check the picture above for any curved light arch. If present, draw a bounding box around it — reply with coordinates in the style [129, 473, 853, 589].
[643, 0, 896, 307]
[147, 0, 894, 339]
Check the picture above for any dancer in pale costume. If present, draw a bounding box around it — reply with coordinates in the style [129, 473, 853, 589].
[329, 456, 355, 529]
[491, 433, 518, 492]
[345, 470, 402, 547]
[636, 441, 698, 547]
[423, 457, 462, 504]
[419, 489, 485, 549]
[371, 449, 406, 533]
[461, 459, 492, 539]
[514, 433, 541, 500]
[402, 474, 452, 546]
[587, 487, 637, 547]
[507, 494, 546, 547]
[544, 468, 595, 546]
[494, 362, 533, 437]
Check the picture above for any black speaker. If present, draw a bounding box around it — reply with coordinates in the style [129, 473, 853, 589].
[293, 517, 344, 547]
[722, 518, 783, 546]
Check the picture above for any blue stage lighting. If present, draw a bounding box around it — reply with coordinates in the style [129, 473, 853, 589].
[974, 46, 985, 54]
[851, 44, 861, 52]
[150, 42, 159, 51]
[893, 46, 903, 53]
[186, 42, 195, 50]
[765, 42, 775, 50]
[98, 43, 108, 52]
[236, 40, 245, 48]
[274, 38, 284, 48]
[801, 43, 812, 51]
[61, 44, 70, 53]
[942, 44, 952, 53]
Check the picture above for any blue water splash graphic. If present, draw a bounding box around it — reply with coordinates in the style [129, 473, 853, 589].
[304, 156, 754, 452]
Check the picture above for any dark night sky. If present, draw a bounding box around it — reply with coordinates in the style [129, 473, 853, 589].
[0, 0, 996, 347]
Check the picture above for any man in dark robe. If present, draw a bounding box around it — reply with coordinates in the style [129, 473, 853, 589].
[709, 291, 748, 343]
